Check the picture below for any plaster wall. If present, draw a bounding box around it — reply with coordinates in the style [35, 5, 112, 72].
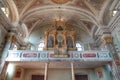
[112, 26, 120, 58]
[7, 66, 112, 80]
[95, 66, 113, 80]
[24, 68, 97, 80]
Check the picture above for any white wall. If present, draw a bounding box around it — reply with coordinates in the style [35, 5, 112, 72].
[48, 69, 71, 80]
[23, 66, 113, 80]
[24, 68, 97, 80]
[95, 66, 113, 80]
[5, 63, 16, 80]
[112, 26, 120, 58]
[75, 68, 97, 80]
[24, 69, 44, 80]
[13, 67, 25, 80]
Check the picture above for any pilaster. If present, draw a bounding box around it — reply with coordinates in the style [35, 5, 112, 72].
[0, 28, 17, 74]
[44, 62, 49, 80]
[71, 62, 75, 80]
[101, 33, 120, 80]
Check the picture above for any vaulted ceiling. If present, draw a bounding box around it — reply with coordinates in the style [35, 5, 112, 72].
[0, 0, 115, 45]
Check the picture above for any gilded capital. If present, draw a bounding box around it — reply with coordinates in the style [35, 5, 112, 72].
[101, 36, 113, 44]
[6, 35, 13, 42]
[13, 36, 18, 42]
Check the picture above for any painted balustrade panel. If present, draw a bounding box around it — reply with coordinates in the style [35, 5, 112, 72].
[7, 50, 21, 58]
[6, 50, 112, 61]
[6, 50, 22, 61]
[22, 53, 38, 58]
[20, 52, 38, 61]
[82, 51, 98, 61]
[97, 51, 110, 58]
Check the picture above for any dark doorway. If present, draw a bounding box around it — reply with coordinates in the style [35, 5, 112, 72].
[75, 74, 88, 80]
[32, 75, 44, 80]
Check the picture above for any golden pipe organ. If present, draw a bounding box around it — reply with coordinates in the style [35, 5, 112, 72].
[44, 20, 76, 54]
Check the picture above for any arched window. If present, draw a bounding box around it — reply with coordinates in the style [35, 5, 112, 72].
[13, 44, 17, 50]
[76, 43, 83, 51]
[38, 42, 45, 51]
[1, 7, 9, 17]
[112, 10, 117, 16]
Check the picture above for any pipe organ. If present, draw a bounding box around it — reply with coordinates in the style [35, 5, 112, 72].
[44, 20, 76, 54]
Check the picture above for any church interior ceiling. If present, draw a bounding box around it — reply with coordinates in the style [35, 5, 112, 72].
[0, 0, 115, 45]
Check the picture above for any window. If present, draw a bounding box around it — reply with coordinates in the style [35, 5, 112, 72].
[38, 42, 45, 51]
[76, 43, 83, 51]
[112, 10, 117, 16]
[13, 45, 17, 50]
[1, 7, 9, 17]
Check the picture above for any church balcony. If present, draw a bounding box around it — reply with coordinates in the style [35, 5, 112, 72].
[6, 50, 112, 62]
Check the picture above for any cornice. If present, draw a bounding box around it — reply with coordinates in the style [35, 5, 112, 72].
[108, 12, 120, 32]
[95, 26, 111, 36]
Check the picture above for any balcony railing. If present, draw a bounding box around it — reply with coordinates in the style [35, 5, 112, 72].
[6, 50, 112, 62]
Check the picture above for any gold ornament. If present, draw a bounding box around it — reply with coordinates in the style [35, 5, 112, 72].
[51, 0, 72, 4]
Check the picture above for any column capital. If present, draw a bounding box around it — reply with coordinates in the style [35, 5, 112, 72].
[6, 27, 18, 42]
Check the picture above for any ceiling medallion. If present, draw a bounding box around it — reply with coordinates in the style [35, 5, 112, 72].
[51, 0, 72, 4]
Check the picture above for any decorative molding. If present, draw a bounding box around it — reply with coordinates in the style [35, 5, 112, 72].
[95, 27, 111, 36]
[51, 0, 72, 4]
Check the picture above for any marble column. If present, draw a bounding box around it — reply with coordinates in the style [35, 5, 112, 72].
[71, 62, 75, 80]
[45, 32, 48, 49]
[4, 63, 17, 80]
[44, 62, 49, 80]
[0, 31, 15, 74]
[101, 34, 120, 80]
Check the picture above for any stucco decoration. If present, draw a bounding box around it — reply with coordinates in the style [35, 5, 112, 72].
[51, 0, 72, 4]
